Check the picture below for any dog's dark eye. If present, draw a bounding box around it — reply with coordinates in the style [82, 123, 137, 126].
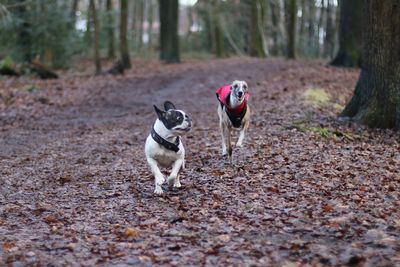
[176, 114, 183, 122]
[234, 84, 238, 89]
[243, 85, 247, 90]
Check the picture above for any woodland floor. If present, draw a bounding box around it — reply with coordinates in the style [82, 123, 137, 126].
[0, 58, 399, 267]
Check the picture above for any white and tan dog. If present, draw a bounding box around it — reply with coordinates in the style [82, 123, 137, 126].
[145, 101, 192, 194]
[216, 80, 250, 162]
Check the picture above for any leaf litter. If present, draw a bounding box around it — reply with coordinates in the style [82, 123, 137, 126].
[0, 58, 399, 266]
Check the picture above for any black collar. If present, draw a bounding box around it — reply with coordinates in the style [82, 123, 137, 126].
[151, 127, 180, 152]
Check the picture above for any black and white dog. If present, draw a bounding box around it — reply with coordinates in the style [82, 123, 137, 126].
[216, 80, 250, 162]
[145, 101, 192, 194]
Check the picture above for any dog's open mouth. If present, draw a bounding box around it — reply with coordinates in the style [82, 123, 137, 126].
[176, 127, 191, 132]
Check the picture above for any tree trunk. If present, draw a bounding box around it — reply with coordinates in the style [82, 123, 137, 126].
[250, 0, 267, 57]
[187, 5, 193, 37]
[70, 0, 79, 27]
[15, 0, 32, 62]
[323, 0, 335, 58]
[137, 0, 144, 49]
[106, 0, 115, 59]
[317, 0, 325, 57]
[120, 0, 131, 68]
[209, 1, 224, 58]
[89, 0, 101, 74]
[159, 0, 180, 63]
[85, 1, 92, 47]
[287, 0, 297, 59]
[341, 0, 400, 130]
[307, 0, 317, 57]
[147, 0, 154, 48]
[213, 14, 224, 58]
[269, 1, 279, 56]
[299, 0, 306, 52]
[198, 2, 213, 53]
[330, 0, 362, 67]
[269, 0, 284, 56]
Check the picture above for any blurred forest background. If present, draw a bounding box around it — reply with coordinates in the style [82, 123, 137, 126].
[2, 0, 399, 130]
[0, 0, 352, 74]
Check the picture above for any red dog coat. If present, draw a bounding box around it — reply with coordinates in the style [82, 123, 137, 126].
[216, 84, 249, 127]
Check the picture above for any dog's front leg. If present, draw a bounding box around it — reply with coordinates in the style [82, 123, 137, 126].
[236, 120, 249, 147]
[147, 157, 165, 194]
[168, 159, 183, 188]
[219, 122, 227, 156]
[223, 124, 233, 162]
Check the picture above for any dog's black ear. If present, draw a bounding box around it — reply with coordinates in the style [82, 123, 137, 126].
[164, 101, 176, 111]
[153, 105, 165, 120]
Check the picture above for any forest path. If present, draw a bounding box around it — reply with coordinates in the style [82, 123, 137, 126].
[0, 58, 288, 156]
[1, 58, 399, 266]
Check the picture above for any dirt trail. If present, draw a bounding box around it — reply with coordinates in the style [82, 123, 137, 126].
[0, 58, 283, 155]
[0, 58, 399, 266]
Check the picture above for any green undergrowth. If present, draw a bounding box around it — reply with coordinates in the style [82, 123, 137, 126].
[284, 120, 356, 140]
[303, 87, 330, 106]
[283, 110, 359, 140]
[25, 85, 40, 93]
[292, 88, 353, 139]
[0, 56, 13, 69]
[303, 87, 344, 111]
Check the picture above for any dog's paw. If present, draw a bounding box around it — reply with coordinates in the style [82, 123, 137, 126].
[167, 176, 175, 187]
[154, 186, 164, 194]
[173, 180, 182, 188]
[156, 176, 165, 186]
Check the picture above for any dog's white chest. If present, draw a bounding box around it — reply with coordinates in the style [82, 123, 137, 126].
[152, 149, 179, 167]
[145, 135, 184, 168]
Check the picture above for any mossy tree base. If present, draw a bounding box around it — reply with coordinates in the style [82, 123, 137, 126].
[341, 72, 400, 129]
[341, 1, 400, 130]
[330, 52, 360, 68]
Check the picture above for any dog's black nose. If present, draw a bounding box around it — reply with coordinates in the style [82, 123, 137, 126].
[238, 91, 243, 97]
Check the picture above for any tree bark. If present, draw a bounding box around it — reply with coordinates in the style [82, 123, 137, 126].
[323, 0, 335, 58]
[287, 0, 297, 59]
[85, 1, 92, 47]
[317, 0, 325, 57]
[70, 0, 79, 27]
[106, 0, 115, 59]
[147, 0, 154, 48]
[15, 0, 32, 62]
[250, 0, 267, 57]
[269, 0, 285, 56]
[269, 0, 279, 56]
[307, 0, 317, 56]
[89, 0, 101, 74]
[159, 0, 180, 63]
[137, 0, 144, 49]
[299, 0, 306, 48]
[330, 0, 363, 67]
[187, 5, 193, 37]
[341, 0, 400, 130]
[209, 0, 224, 58]
[120, 0, 131, 68]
